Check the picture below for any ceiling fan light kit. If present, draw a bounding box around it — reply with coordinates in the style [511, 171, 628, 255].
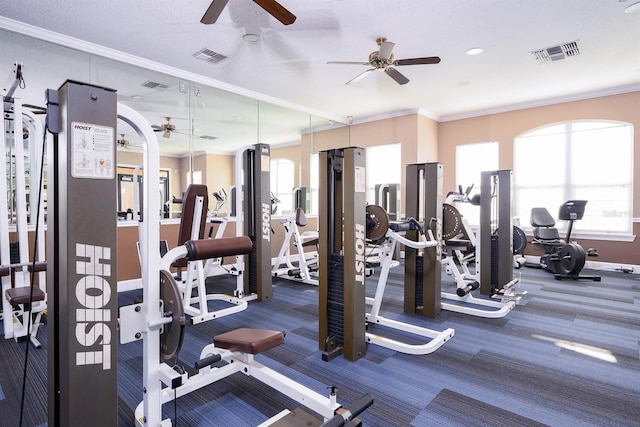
[328, 37, 441, 86]
[152, 117, 177, 139]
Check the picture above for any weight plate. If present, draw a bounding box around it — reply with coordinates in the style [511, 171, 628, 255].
[160, 269, 186, 361]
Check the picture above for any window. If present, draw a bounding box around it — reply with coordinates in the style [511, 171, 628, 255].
[455, 142, 499, 225]
[514, 121, 633, 235]
[309, 153, 319, 215]
[117, 166, 170, 218]
[366, 143, 401, 205]
[270, 158, 295, 215]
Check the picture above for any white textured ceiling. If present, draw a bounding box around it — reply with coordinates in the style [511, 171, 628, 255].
[1, 0, 640, 136]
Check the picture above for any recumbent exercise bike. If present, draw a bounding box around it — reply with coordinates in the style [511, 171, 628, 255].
[530, 200, 600, 281]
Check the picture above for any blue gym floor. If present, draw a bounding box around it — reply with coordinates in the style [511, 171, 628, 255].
[1, 264, 639, 426]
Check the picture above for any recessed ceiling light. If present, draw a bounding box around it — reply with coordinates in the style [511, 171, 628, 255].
[465, 47, 484, 56]
[624, 1, 640, 12]
[131, 95, 142, 100]
[233, 116, 243, 120]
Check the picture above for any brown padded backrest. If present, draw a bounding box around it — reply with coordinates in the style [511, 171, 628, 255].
[175, 184, 209, 268]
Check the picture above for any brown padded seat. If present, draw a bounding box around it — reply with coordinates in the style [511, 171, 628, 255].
[0, 266, 9, 277]
[214, 328, 284, 354]
[6, 286, 45, 305]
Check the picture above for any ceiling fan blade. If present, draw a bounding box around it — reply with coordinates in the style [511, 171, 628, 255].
[385, 68, 409, 85]
[346, 69, 375, 85]
[395, 56, 441, 66]
[379, 41, 395, 61]
[200, 0, 229, 24]
[253, 0, 297, 25]
[151, 125, 163, 131]
[327, 61, 370, 65]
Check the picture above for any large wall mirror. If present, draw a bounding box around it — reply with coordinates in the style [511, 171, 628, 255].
[1, 26, 344, 222]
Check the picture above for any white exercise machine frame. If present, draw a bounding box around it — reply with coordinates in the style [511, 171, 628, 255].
[118, 110, 348, 426]
[439, 189, 522, 318]
[169, 191, 248, 325]
[123, 243, 342, 426]
[365, 217, 455, 355]
[272, 208, 320, 286]
[1, 93, 48, 347]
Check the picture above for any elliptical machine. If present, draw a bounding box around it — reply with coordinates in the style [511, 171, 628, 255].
[530, 200, 600, 281]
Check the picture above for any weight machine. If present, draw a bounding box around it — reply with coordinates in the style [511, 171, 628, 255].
[272, 207, 320, 286]
[318, 149, 453, 362]
[42, 80, 366, 427]
[438, 184, 525, 318]
[234, 144, 273, 301]
[167, 184, 249, 324]
[122, 236, 369, 426]
[403, 165, 522, 319]
[364, 205, 455, 354]
[1, 62, 48, 347]
[46, 80, 124, 426]
[477, 170, 524, 297]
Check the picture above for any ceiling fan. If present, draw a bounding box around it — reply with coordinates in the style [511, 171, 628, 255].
[328, 37, 441, 86]
[152, 117, 177, 139]
[200, 0, 296, 25]
[117, 134, 130, 149]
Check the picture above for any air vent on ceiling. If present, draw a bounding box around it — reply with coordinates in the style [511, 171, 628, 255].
[199, 135, 217, 140]
[141, 80, 170, 89]
[531, 40, 581, 63]
[193, 48, 228, 64]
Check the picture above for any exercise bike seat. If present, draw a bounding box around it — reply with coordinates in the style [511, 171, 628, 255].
[530, 207, 562, 242]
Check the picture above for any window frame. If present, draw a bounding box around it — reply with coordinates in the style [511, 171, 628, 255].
[513, 120, 634, 241]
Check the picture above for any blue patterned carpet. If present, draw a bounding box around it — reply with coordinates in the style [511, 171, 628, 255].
[1, 264, 640, 426]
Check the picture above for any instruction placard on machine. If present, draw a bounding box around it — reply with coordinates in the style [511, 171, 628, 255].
[71, 121, 114, 179]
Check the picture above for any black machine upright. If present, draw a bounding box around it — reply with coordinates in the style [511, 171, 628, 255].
[238, 143, 273, 300]
[318, 147, 367, 362]
[47, 80, 119, 427]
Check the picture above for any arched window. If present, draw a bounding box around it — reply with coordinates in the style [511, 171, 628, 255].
[514, 120, 633, 236]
